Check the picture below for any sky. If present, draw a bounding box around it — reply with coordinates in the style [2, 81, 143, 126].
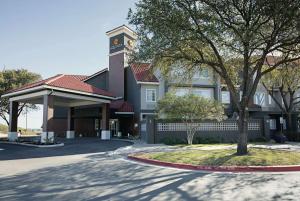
[0, 0, 137, 129]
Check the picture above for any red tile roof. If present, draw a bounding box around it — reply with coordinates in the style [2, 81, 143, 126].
[6, 74, 114, 97]
[130, 63, 159, 83]
[110, 100, 134, 113]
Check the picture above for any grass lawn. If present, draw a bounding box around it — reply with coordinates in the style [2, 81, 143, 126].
[135, 148, 300, 166]
[174, 142, 276, 148]
[175, 143, 235, 148]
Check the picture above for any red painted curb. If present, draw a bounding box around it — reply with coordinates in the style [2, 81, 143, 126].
[127, 155, 300, 172]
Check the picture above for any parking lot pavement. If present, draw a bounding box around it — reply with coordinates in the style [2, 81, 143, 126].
[1, 140, 300, 201]
[0, 138, 132, 161]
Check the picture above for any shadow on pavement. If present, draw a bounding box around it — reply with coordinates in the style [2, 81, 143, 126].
[0, 152, 296, 201]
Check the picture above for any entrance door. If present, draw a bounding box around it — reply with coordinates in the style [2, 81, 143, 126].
[109, 119, 119, 137]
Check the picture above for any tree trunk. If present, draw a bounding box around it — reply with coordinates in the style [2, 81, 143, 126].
[237, 109, 248, 155]
[187, 128, 193, 145]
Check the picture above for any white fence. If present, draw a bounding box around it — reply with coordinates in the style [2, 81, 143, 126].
[157, 121, 261, 132]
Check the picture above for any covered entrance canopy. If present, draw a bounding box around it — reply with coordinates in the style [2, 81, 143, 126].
[2, 74, 116, 141]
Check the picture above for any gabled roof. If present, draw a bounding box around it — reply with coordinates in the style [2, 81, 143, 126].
[82, 68, 108, 82]
[110, 100, 134, 113]
[130, 63, 159, 83]
[5, 74, 114, 98]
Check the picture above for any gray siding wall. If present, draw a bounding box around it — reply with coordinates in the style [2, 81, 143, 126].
[140, 84, 159, 110]
[109, 53, 125, 97]
[85, 71, 108, 90]
[125, 67, 141, 115]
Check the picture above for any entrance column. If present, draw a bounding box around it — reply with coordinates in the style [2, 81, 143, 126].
[8, 101, 19, 141]
[101, 103, 110, 140]
[66, 107, 75, 139]
[42, 95, 54, 143]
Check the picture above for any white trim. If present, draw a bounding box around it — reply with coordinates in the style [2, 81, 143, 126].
[2, 85, 45, 98]
[115, 112, 134, 114]
[109, 50, 125, 57]
[51, 91, 111, 103]
[45, 86, 114, 100]
[3, 85, 115, 101]
[137, 81, 160, 85]
[9, 90, 50, 102]
[106, 25, 137, 39]
[146, 89, 157, 103]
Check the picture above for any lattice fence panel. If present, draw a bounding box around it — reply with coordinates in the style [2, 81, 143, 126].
[157, 121, 260, 132]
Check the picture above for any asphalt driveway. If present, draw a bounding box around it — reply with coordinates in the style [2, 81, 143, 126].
[1, 140, 300, 201]
[0, 138, 132, 161]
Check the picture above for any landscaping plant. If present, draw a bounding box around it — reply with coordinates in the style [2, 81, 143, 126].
[157, 93, 225, 145]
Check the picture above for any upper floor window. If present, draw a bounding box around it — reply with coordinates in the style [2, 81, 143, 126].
[221, 91, 230, 104]
[193, 68, 210, 79]
[254, 92, 266, 106]
[268, 95, 273, 105]
[146, 89, 157, 102]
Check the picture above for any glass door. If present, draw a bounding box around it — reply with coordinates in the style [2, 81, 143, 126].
[109, 119, 119, 137]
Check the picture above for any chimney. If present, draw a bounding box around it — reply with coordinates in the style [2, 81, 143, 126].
[106, 25, 137, 98]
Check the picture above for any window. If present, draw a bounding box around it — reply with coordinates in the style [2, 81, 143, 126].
[95, 119, 99, 131]
[146, 89, 157, 102]
[221, 91, 230, 104]
[200, 69, 209, 79]
[193, 68, 209, 79]
[283, 119, 287, 130]
[254, 92, 266, 106]
[268, 95, 273, 105]
[192, 88, 213, 99]
[174, 88, 190, 96]
[173, 87, 213, 99]
[269, 119, 276, 130]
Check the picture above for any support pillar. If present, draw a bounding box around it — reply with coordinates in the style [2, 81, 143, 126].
[42, 95, 54, 143]
[66, 107, 75, 139]
[101, 103, 110, 140]
[8, 101, 18, 141]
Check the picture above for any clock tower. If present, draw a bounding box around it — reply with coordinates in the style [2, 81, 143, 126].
[106, 25, 136, 98]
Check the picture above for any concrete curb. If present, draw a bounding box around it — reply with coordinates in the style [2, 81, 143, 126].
[0, 141, 64, 148]
[128, 155, 300, 172]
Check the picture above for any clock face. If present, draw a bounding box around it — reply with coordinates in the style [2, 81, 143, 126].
[110, 34, 124, 53]
[113, 38, 119, 45]
[127, 40, 132, 47]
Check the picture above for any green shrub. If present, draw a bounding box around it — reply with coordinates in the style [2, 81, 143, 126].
[161, 137, 186, 145]
[249, 137, 267, 143]
[193, 137, 220, 144]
